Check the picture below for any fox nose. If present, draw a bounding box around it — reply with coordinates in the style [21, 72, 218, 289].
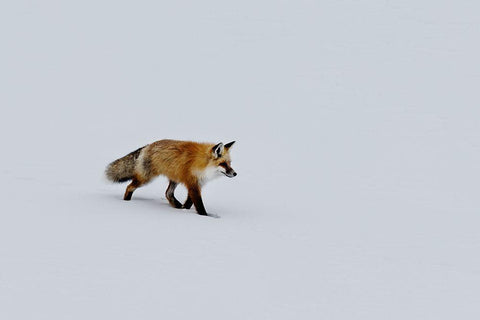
[233, 172, 237, 177]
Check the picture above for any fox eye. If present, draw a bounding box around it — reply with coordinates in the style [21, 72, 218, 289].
[219, 162, 228, 169]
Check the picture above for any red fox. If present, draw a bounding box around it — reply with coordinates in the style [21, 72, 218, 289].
[105, 139, 236, 216]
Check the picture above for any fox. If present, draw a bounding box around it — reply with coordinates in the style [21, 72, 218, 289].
[105, 139, 237, 216]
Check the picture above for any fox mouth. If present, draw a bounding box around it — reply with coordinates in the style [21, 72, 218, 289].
[222, 171, 237, 178]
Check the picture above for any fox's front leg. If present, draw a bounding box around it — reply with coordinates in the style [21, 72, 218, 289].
[187, 185, 208, 216]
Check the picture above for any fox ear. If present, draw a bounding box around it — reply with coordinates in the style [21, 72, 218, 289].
[224, 141, 235, 150]
[212, 142, 224, 158]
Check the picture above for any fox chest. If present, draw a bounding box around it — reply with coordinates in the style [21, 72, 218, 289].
[194, 166, 221, 185]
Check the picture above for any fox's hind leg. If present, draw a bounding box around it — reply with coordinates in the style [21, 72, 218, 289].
[166, 180, 183, 209]
[124, 176, 145, 200]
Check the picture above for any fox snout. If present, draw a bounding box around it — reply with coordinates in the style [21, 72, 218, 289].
[225, 168, 237, 178]
[218, 162, 237, 178]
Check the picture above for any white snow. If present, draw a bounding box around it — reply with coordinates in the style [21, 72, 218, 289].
[1, 0, 480, 319]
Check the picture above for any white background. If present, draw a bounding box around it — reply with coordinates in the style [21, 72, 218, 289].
[1, 1, 479, 319]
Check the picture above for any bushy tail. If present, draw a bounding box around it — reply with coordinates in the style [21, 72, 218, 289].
[105, 146, 145, 183]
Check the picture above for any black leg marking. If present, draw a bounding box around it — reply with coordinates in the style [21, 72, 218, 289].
[183, 196, 193, 209]
[166, 180, 183, 209]
[188, 185, 208, 216]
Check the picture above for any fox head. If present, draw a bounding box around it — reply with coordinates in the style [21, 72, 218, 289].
[210, 141, 237, 178]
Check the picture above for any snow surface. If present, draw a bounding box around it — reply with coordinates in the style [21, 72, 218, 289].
[1, 1, 480, 319]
